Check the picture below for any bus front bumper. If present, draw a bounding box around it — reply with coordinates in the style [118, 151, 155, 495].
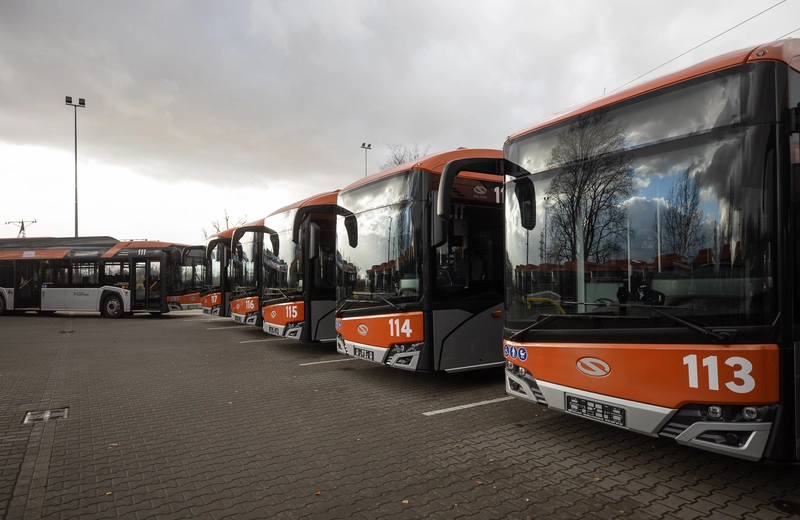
[505, 368, 772, 462]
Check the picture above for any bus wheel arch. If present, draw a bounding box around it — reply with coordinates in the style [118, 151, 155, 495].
[101, 293, 124, 319]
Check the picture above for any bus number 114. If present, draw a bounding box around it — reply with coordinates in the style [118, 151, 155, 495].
[388, 318, 412, 338]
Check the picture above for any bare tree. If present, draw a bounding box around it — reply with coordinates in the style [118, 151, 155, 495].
[663, 169, 702, 258]
[544, 110, 634, 264]
[201, 209, 248, 239]
[379, 143, 430, 170]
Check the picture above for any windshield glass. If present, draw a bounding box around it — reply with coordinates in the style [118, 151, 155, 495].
[207, 241, 228, 291]
[231, 232, 259, 295]
[505, 63, 777, 331]
[336, 171, 425, 305]
[171, 248, 204, 294]
[264, 209, 302, 297]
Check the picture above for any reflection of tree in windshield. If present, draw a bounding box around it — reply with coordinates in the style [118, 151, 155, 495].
[661, 169, 703, 259]
[544, 110, 634, 264]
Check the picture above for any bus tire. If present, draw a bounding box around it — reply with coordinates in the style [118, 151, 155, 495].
[0, 295, 5, 315]
[102, 294, 123, 319]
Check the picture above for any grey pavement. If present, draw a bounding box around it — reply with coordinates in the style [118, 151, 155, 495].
[1, 311, 800, 519]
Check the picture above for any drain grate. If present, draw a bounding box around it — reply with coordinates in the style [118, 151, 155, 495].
[23, 408, 69, 424]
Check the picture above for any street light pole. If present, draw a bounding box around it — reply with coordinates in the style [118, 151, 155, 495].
[360, 143, 371, 177]
[65, 96, 86, 237]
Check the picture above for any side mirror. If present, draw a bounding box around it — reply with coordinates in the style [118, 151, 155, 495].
[309, 223, 320, 260]
[431, 189, 447, 248]
[344, 215, 358, 248]
[515, 178, 537, 230]
[270, 233, 280, 257]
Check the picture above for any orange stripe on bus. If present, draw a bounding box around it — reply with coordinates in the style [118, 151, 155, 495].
[262, 301, 305, 326]
[337, 312, 424, 348]
[505, 341, 780, 408]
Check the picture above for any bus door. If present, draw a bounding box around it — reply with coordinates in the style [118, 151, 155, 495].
[15, 262, 40, 309]
[133, 258, 165, 311]
[433, 202, 505, 371]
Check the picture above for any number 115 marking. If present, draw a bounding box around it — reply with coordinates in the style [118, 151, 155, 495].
[683, 354, 755, 394]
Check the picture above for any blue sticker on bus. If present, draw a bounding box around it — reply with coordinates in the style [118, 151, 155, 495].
[510, 346, 518, 359]
[518, 347, 528, 362]
[503, 344, 510, 357]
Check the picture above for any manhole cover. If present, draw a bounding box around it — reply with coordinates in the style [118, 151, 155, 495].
[23, 408, 69, 424]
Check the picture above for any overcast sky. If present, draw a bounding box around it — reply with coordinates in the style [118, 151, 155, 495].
[1, 0, 798, 246]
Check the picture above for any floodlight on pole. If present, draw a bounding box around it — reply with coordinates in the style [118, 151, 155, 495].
[361, 143, 371, 177]
[65, 96, 86, 237]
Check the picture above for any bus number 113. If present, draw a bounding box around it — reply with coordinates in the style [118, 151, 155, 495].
[683, 354, 755, 394]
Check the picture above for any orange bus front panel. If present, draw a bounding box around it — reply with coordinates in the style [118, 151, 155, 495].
[504, 341, 780, 409]
[336, 312, 425, 369]
[262, 301, 305, 338]
[231, 296, 260, 325]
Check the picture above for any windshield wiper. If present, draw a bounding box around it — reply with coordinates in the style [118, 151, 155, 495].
[266, 288, 293, 301]
[371, 292, 405, 311]
[565, 301, 732, 343]
[508, 315, 559, 340]
[643, 305, 731, 343]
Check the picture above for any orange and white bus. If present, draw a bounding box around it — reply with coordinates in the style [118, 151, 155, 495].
[0, 236, 198, 317]
[261, 191, 340, 341]
[335, 148, 508, 371]
[229, 218, 276, 326]
[502, 39, 800, 461]
[200, 228, 235, 316]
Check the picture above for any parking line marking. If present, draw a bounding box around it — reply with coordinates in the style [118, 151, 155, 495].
[206, 326, 242, 330]
[240, 339, 274, 343]
[423, 396, 515, 416]
[299, 358, 359, 366]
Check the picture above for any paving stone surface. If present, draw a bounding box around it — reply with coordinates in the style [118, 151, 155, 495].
[2, 310, 800, 519]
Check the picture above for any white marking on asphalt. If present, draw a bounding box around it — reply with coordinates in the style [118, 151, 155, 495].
[299, 358, 359, 366]
[423, 396, 515, 416]
[239, 339, 275, 343]
[206, 326, 242, 330]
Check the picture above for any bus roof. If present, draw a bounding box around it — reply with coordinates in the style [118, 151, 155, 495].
[268, 190, 340, 216]
[0, 236, 188, 260]
[204, 227, 236, 245]
[507, 38, 800, 141]
[0, 236, 117, 259]
[340, 148, 503, 193]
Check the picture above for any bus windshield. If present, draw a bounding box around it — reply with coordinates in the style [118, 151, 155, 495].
[336, 171, 425, 305]
[505, 63, 777, 333]
[231, 231, 259, 296]
[264, 210, 302, 297]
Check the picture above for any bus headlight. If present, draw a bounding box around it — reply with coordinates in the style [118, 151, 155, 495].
[388, 342, 423, 356]
[707, 405, 723, 420]
[742, 406, 758, 420]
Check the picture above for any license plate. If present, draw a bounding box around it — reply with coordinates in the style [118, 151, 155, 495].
[233, 315, 244, 323]
[565, 395, 626, 427]
[268, 326, 281, 335]
[354, 347, 374, 361]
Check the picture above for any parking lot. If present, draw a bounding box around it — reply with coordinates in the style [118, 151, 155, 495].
[2, 311, 800, 519]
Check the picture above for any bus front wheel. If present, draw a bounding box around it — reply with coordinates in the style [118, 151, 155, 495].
[102, 295, 123, 319]
[0, 295, 5, 316]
